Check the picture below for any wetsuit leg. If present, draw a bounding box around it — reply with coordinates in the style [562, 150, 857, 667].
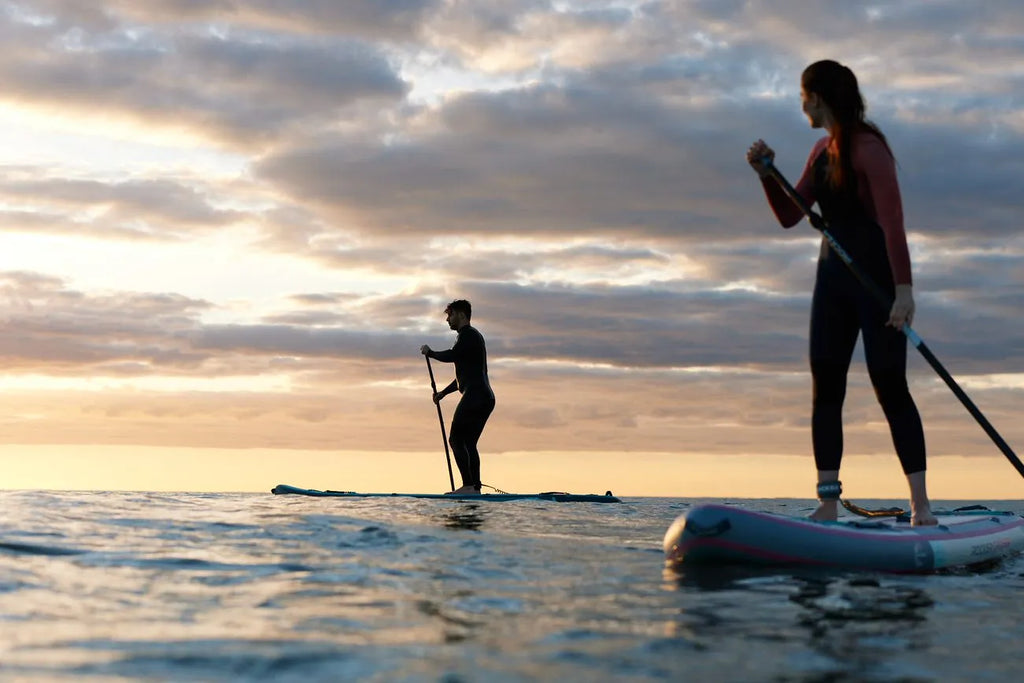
[809, 263, 861, 473]
[448, 396, 495, 489]
[858, 295, 927, 475]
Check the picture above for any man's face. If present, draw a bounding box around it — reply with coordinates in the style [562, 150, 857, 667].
[446, 309, 464, 330]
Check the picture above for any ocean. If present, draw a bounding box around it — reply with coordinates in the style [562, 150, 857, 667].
[1, 490, 1022, 682]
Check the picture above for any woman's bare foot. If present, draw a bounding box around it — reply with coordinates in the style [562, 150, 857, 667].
[810, 500, 839, 522]
[906, 471, 936, 526]
[911, 508, 938, 526]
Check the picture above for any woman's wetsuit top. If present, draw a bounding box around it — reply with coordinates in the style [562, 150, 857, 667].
[430, 325, 494, 399]
[760, 132, 911, 286]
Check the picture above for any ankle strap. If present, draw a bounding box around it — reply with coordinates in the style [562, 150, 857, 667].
[816, 480, 842, 500]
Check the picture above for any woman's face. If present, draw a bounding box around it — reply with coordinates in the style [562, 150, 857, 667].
[801, 87, 826, 129]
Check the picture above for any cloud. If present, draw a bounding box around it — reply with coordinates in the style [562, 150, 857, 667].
[0, 6, 410, 148]
[114, 0, 441, 39]
[257, 81, 780, 240]
[0, 171, 250, 239]
[0, 271, 211, 369]
[0, 0, 1022, 467]
[0, 268, 1020, 459]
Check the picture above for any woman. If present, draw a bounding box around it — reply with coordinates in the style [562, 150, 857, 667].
[746, 60, 937, 525]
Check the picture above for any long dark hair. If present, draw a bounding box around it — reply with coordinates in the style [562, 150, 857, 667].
[801, 60, 892, 193]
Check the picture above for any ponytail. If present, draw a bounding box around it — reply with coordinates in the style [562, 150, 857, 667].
[801, 60, 892, 194]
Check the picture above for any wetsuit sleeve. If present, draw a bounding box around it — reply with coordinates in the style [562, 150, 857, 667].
[760, 137, 827, 228]
[430, 332, 464, 363]
[430, 347, 457, 363]
[853, 135, 912, 286]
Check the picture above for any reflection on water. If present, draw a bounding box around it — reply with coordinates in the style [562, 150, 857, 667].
[437, 504, 487, 531]
[664, 563, 815, 592]
[791, 576, 934, 623]
[789, 577, 936, 680]
[665, 558, 883, 594]
[663, 563, 939, 681]
[414, 597, 483, 644]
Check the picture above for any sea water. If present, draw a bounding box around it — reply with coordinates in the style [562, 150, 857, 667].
[1, 491, 1022, 682]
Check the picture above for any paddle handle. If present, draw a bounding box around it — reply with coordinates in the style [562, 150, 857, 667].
[761, 158, 1024, 479]
[426, 355, 456, 491]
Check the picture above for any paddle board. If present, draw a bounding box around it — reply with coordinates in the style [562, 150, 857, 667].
[272, 483, 621, 503]
[664, 503, 1024, 572]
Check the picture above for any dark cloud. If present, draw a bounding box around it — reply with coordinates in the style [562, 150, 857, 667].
[0, 7, 409, 147]
[193, 323, 422, 359]
[4, 0, 441, 41]
[0, 271, 211, 369]
[128, 0, 441, 39]
[257, 82, 771, 239]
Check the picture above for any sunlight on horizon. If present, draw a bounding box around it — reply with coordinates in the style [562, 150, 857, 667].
[2, 445, 1022, 500]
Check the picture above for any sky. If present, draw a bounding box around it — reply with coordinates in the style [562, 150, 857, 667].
[1, 0, 1023, 499]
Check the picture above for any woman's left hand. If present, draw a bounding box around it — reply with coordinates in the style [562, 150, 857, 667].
[888, 284, 915, 328]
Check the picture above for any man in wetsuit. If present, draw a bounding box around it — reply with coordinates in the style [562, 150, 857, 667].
[420, 299, 496, 494]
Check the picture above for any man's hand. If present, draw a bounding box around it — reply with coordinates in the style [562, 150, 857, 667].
[420, 345, 432, 355]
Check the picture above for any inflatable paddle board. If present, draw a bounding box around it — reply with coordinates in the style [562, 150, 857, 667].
[664, 503, 1024, 572]
[272, 483, 621, 503]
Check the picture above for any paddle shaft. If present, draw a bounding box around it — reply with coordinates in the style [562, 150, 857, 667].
[762, 159, 1024, 479]
[426, 355, 456, 491]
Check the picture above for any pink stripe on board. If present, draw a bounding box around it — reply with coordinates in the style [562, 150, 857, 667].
[694, 504, 1024, 543]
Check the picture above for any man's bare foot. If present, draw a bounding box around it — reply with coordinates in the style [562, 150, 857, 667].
[447, 484, 480, 495]
[809, 501, 839, 522]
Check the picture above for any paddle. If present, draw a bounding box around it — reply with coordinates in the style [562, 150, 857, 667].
[761, 157, 1024, 479]
[425, 356, 456, 491]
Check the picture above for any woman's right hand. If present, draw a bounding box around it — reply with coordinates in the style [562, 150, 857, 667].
[746, 139, 775, 177]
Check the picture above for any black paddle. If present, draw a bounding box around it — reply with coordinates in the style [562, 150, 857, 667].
[761, 157, 1024, 479]
[425, 356, 456, 491]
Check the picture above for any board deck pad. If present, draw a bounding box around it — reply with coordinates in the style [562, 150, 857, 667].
[272, 483, 621, 503]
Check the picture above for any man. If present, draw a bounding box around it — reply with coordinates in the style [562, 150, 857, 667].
[420, 299, 495, 494]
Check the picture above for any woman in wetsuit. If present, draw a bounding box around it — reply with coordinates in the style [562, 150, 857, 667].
[746, 60, 937, 526]
[421, 299, 496, 494]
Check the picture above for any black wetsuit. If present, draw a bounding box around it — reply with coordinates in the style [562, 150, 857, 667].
[430, 325, 495, 489]
[809, 150, 926, 475]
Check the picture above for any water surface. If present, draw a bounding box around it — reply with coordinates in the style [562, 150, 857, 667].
[1, 491, 1021, 681]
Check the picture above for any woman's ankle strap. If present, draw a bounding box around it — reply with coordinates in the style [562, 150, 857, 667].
[816, 480, 842, 500]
